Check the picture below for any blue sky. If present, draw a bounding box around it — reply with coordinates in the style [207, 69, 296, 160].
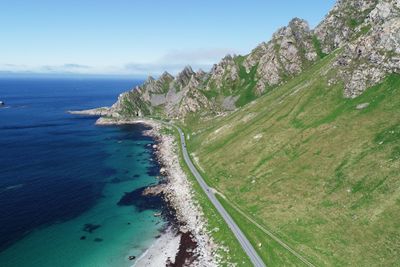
[0, 0, 335, 77]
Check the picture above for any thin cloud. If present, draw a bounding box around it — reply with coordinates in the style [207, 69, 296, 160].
[0, 47, 239, 76]
[3, 63, 19, 67]
[0, 63, 92, 73]
[62, 63, 91, 69]
[160, 48, 238, 64]
[41, 64, 92, 72]
[123, 47, 238, 75]
[123, 62, 212, 76]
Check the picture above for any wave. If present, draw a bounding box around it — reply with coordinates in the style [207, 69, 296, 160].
[0, 183, 24, 194]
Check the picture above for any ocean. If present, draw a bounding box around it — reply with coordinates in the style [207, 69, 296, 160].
[0, 78, 167, 267]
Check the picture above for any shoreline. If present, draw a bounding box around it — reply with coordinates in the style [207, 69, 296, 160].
[132, 227, 181, 267]
[70, 113, 218, 266]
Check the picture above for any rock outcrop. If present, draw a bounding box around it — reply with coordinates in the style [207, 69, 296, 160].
[331, 0, 400, 97]
[205, 55, 239, 93]
[95, 0, 399, 119]
[245, 18, 318, 95]
[314, 0, 380, 54]
[98, 66, 213, 119]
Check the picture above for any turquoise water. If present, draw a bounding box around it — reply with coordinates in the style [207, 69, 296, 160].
[1, 138, 165, 267]
[0, 79, 167, 267]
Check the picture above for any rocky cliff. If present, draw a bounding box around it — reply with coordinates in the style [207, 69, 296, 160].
[105, 0, 399, 119]
[243, 18, 318, 94]
[331, 0, 400, 97]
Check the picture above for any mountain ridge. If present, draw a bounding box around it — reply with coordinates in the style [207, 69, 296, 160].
[100, 0, 398, 121]
[81, 0, 400, 265]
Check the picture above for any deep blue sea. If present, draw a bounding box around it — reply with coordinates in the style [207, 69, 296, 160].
[0, 78, 166, 266]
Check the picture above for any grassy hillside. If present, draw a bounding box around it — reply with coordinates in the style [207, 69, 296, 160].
[182, 53, 400, 266]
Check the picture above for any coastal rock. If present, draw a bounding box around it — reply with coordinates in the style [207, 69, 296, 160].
[82, 223, 101, 233]
[143, 184, 165, 196]
[133, 227, 182, 266]
[154, 128, 218, 266]
[117, 186, 164, 212]
[128, 255, 136, 260]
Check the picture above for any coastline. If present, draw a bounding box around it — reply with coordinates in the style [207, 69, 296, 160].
[132, 227, 181, 267]
[71, 113, 218, 266]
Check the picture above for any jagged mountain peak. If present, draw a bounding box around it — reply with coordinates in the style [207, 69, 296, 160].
[289, 17, 309, 26]
[221, 54, 234, 61]
[195, 69, 208, 82]
[144, 76, 156, 85]
[242, 15, 318, 94]
[181, 65, 194, 75]
[160, 71, 174, 80]
[196, 69, 206, 76]
[175, 65, 195, 88]
[106, 0, 400, 119]
[273, 17, 310, 39]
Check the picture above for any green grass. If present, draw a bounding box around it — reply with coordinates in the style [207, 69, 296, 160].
[203, 60, 261, 108]
[165, 126, 253, 266]
[312, 35, 328, 59]
[217, 194, 310, 266]
[235, 64, 260, 107]
[203, 89, 220, 100]
[348, 18, 360, 29]
[183, 49, 400, 266]
[120, 92, 152, 117]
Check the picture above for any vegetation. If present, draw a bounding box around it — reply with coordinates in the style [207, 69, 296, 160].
[116, 3, 399, 264]
[120, 93, 151, 116]
[312, 35, 328, 59]
[182, 50, 400, 266]
[235, 64, 259, 107]
[166, 126, 253, 266]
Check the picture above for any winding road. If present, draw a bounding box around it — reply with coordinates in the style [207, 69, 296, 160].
[167, 122, 266, 267]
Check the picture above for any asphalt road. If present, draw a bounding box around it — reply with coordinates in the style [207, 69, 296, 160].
[171, 124, 266, 267]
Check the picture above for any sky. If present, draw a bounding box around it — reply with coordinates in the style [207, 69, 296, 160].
[0, 0, 336, 78]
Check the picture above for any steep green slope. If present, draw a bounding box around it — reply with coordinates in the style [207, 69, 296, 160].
[184, 53, 400, 266]
[97, 1, 399, 265]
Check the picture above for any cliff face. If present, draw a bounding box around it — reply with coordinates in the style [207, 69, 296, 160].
[332, 0, 400, 97]
[244, 18, 318, 95]
[314, 0, 380, 54]
[108, 0, 399, 119]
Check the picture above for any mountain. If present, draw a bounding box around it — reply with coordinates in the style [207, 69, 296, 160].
[98, 0, 400, 265]
[316, 0, 400, 97]
[105, 0, 398, 121]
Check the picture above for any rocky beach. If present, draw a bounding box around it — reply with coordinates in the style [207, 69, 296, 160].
[73, 114, 218, 266]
